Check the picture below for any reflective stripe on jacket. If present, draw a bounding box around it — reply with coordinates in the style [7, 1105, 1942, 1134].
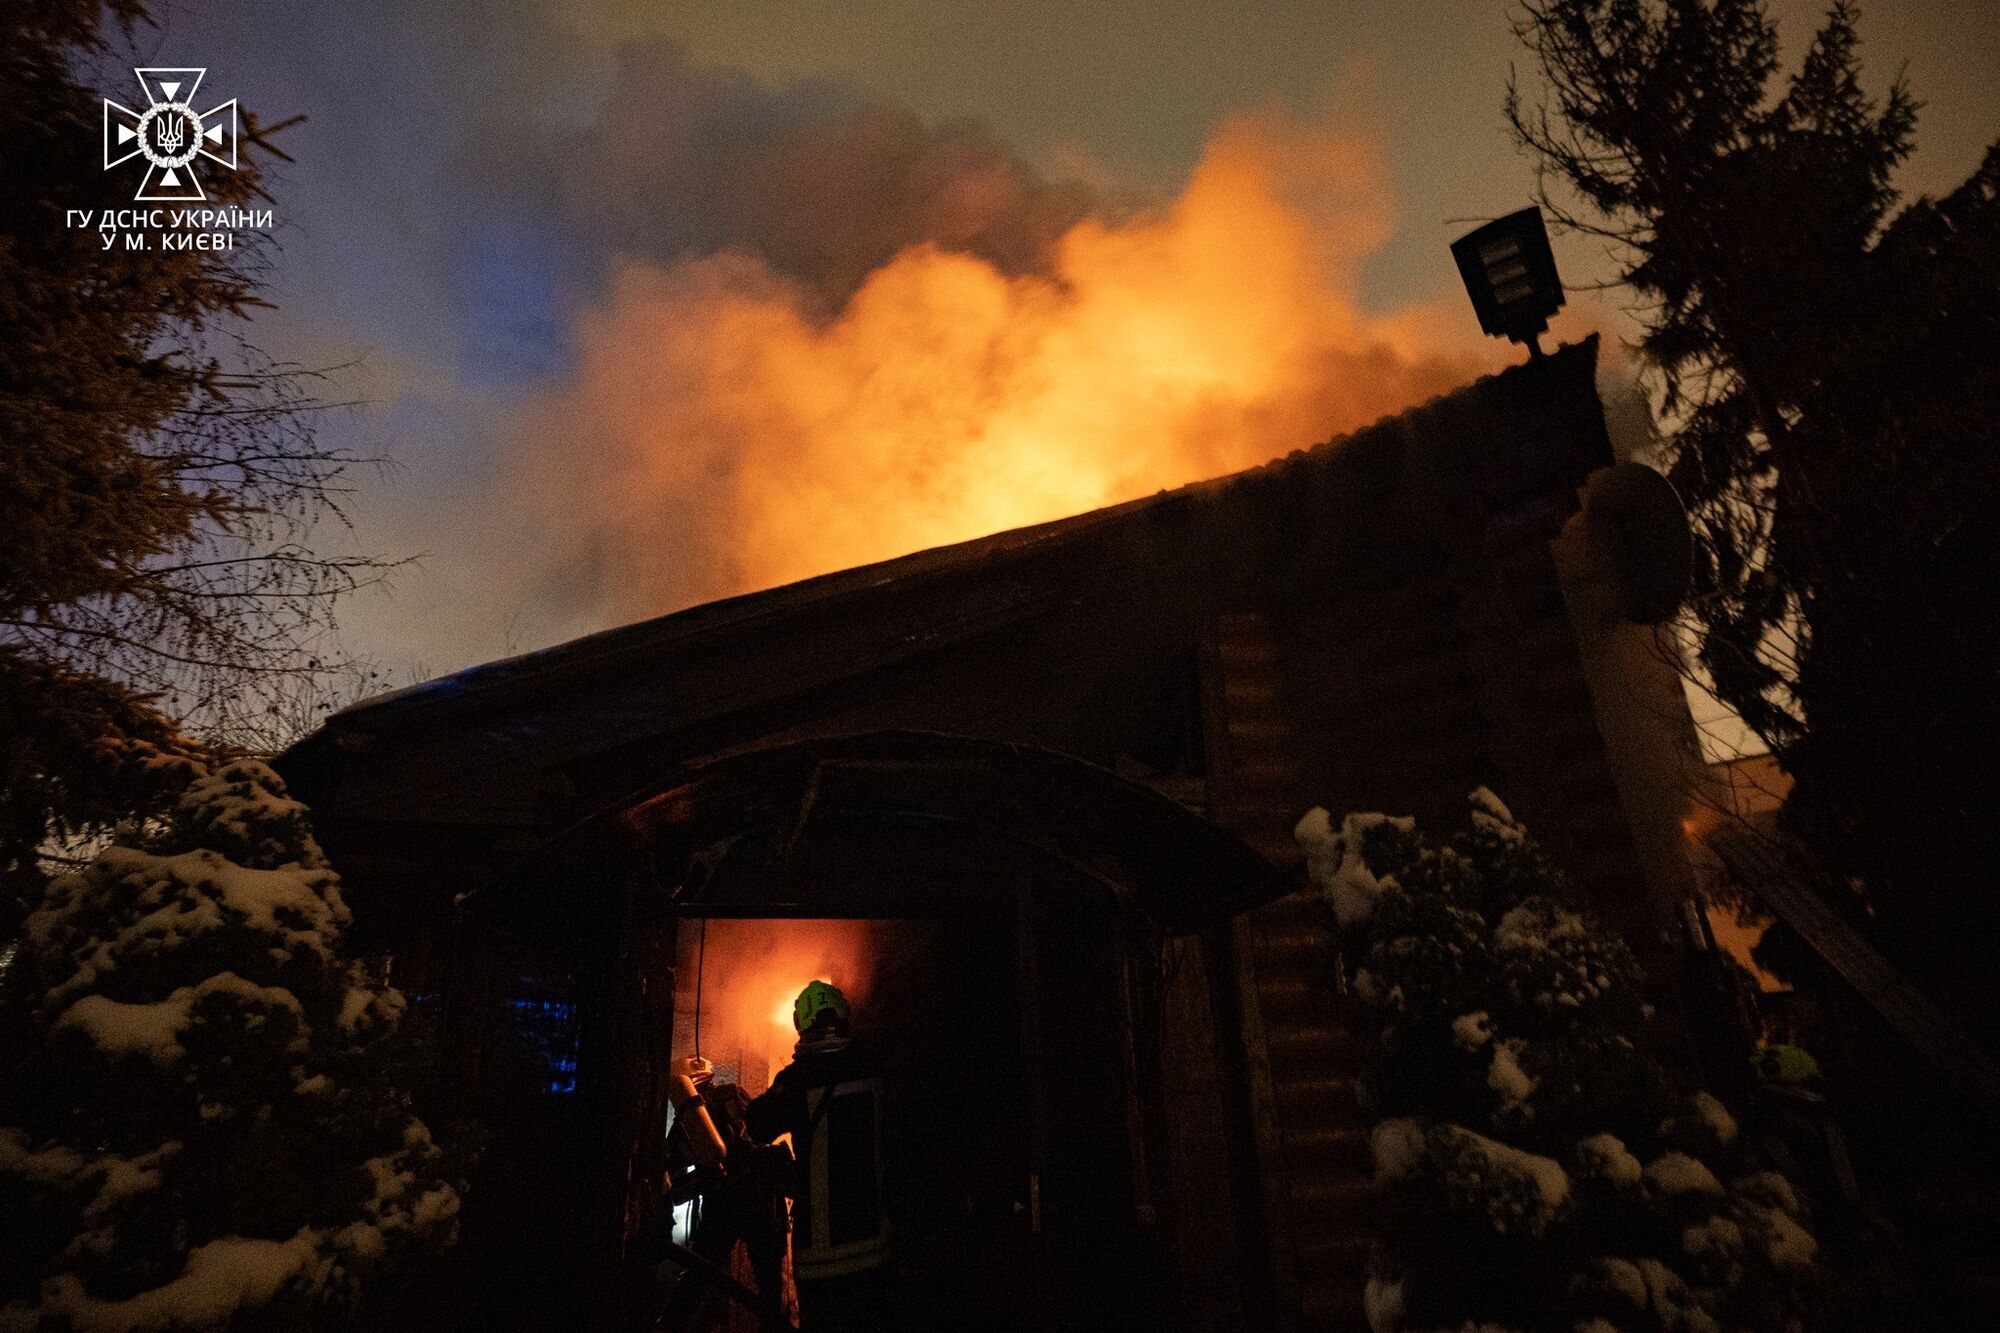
[793, 1076, 890, 1281]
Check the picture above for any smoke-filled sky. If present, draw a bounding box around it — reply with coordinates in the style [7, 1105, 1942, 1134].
[141, 1, 1999, 682]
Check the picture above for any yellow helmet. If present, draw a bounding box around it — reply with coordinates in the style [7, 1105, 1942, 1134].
[1753, 1043, 1821, 1085]
[792, 980, 851, 1034]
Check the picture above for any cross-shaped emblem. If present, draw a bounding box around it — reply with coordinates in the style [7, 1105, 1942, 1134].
[103, 67, 239, 203]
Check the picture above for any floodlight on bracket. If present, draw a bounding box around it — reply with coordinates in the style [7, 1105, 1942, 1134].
[1451, 206, 1565, 360]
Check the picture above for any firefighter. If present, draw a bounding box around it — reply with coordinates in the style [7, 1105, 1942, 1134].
[661, 1060, 792, 1331]
[746, 981, 893, 1333]
[1746, 1041, 1864, 1246]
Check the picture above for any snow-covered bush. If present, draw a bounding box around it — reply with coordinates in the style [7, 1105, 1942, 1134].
[1303, 790, 1826, 1333]
[0, 760, 461, 1331]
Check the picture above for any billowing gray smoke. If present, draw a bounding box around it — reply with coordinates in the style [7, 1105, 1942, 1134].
[448, 39, 1097, 318]
[190, 6, 1486, 674]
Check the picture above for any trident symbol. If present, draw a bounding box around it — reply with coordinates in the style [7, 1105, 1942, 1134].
[103, 68, 239, 202]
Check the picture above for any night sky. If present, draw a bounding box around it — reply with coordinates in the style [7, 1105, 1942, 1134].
[136, 1, 2000, 682]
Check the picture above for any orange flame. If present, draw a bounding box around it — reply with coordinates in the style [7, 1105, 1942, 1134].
[680, 919, 875, 1093]
[511, 107, 1490, 625]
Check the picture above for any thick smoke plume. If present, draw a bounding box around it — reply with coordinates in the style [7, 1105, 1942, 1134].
[245, 27, 1496, 657]
[492, 96, 1484, 632]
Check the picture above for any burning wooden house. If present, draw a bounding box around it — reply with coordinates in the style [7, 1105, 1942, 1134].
[278, 336, 1708, 1330]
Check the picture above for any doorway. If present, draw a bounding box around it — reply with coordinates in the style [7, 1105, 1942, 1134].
[663, 883, 1144, 1331]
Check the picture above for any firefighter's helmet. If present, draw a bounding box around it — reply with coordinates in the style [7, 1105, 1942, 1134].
[1753, 1043, 1822, 1085]
[793, 980, 851, 1034]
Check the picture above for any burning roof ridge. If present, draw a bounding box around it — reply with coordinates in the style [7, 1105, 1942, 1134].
[322, 338, 1596, 732]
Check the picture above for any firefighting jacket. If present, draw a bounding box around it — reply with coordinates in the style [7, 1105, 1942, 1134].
[746, 1043, 891, 1282]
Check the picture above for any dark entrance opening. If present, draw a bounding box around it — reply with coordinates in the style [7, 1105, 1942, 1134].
[667, 908, 1101, 1330]
[547, 732, 1291, 1329]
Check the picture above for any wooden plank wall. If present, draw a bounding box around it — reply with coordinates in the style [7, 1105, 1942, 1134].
[1200, 498, 1684, 1329]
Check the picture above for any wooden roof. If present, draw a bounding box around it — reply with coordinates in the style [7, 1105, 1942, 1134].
[277, 337, 1610, 850]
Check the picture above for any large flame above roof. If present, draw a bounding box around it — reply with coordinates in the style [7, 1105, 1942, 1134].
[507, 107, 1487, 628]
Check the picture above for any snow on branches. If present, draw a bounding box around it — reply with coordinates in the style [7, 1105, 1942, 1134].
[0, 760, 459, 1331]
[1303, 790, 1826, 1333]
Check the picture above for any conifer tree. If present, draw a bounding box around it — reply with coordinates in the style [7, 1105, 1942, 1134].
[1507, 0, 2000, 1025]
[0, 761, 459, 1331]
[1302, 792, 1828, 1332]
[1, 1, 393, 932]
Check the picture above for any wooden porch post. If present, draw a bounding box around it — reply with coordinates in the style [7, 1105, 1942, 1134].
[581, 829, 678, 1327]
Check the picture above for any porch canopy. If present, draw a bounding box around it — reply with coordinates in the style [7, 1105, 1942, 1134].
[612, 730, 1294, 930]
